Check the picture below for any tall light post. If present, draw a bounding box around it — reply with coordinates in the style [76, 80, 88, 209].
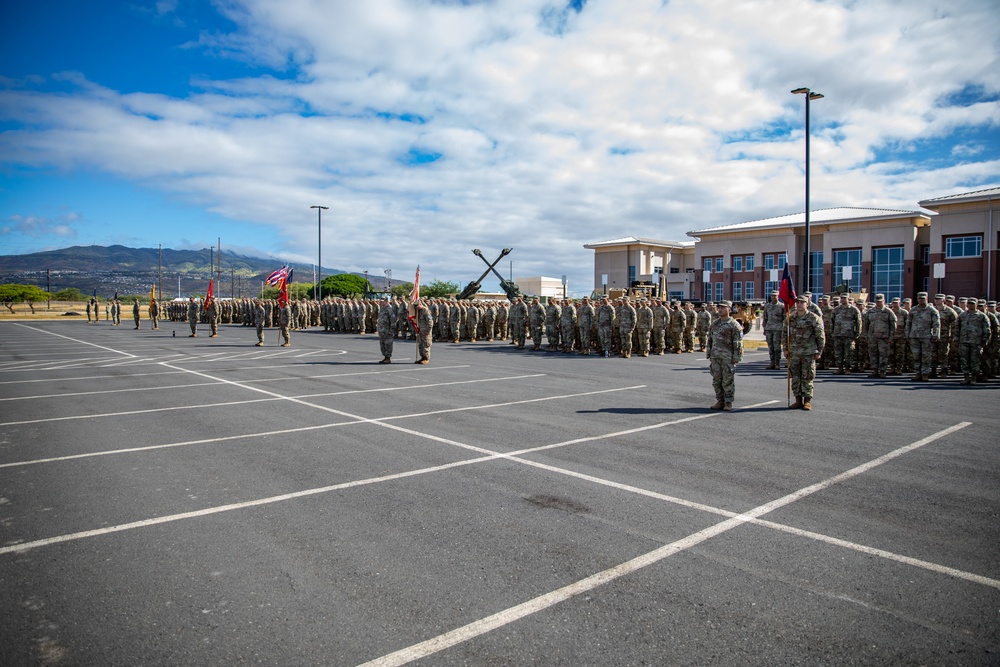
[311, 205, 329, 300]
[385, 268, 391, 293]
[792, 87, 823, 299]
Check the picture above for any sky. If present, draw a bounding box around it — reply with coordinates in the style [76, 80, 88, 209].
[1, 0, 998, 295]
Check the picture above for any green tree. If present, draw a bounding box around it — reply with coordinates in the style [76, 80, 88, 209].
[422, 279, 460, 298]
[0, 283, 52, 313]
[390, 282, 414, 298]
[321, 274, 368, 298]
[54, 287, 86, 301]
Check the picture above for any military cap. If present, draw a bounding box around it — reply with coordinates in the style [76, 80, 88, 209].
[989, 301, 997, 307]
[933, 293, 946, 300]
[903, 298, 912, 304]
[978, 299, 987, 306]
[770, 290, 779, 296]
[803, 291, 813, 297]
[875, 293, 885, 300]
[917, 292, 928, 298]
[795, 295, 808, 303]
[718, 300, 732, 308]
[891, 297, 901, 302]
[946, 295, 956, 302]
[958, 297, 968, 303]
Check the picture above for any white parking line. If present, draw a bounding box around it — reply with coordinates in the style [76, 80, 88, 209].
[356, 422, 977, 667]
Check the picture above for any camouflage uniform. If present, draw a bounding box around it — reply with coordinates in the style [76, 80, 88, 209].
[253, 301, 266, 346]
[618, 301, 637, 358]
[206, 298, 219, 337]
[668, 302, 685, 352]
[819, 298, 835, 370]
[187, 297, 200, 337]
[864, 297, 896, 377]
[651, 301, 669, 355]
[682, 304, 696, 353]
[577, 299, 595, 354]
[597, 300, 615, 357]
[905, 294, 940, 380]
[377, 301, 396, 362]
[762, 296, 786, 369]
[545, 301, 561, 350]
[634, 302, 653, 357]
[529, 300, 545, 350]
[560, 301, 577, 353]
[955, 302, 991, 384]
[695, 306, 712, 352]
[707, 305, 744, 410]
[783, 300, 825, 408]
[415, 302, 433, 363]
[278, 304, 291, 346]
[132, 300, 141, 329]
[509, 298, 528, 349]
[832, 298, 861, 373]
[932, 296, 958, 376]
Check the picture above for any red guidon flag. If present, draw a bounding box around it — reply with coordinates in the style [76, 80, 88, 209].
[778, 264, 797, 312]
[407, 266, 421, 334]
[206, 278, 214, 303]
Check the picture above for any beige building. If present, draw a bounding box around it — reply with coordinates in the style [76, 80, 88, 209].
[515, 276, 566, 298]
[686, 208, 931, 303]
[582, 237, 697, 300]
[918, 187, 999, 300]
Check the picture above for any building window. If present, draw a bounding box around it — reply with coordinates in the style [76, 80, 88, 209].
[745, 281, 755, 300]
[668, 290, 685, 301]
[921, 244, 930, 265]
[703, 282, 711, 299]
[945, 235, 982, 259]
[733, 256, 743, 272]
[745, 255, 755, 271]
[733, 281, 743, 301]
[715, 282, 724, 301]
[832, 249, 862, 293]
[629, 265, 636, 284]
[764, 280, 777, 296]
[764, 254, 775, 271]
[703, 258, 712, 273]
[872, 246, 904, 302]
[669, 267, 679, 274]
[777, 253, 787, 269]
[715, 257, 723, 273]
[923, 277, 930, 293]
[808, 251, 823, 300]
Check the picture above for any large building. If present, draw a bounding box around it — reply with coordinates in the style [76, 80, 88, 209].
[918, 187, 1000, 300]
[687, 208, 932, 303]
[582, 236, 696, 300]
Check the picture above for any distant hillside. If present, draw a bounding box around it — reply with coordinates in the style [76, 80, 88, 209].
[0, 244, 344, 298]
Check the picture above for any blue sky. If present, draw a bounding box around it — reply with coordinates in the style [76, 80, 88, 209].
[2, 0, 998, 294]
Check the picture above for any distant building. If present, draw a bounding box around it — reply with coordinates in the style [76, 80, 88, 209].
[919, 187, 1000, 299]
[515, 276, 565, 298]
[582, 237, 696, 300]
[687, 208, 932, 303]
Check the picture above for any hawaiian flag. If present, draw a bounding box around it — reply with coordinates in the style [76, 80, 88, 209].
[407, 265, 421, 333]
[778, 263, 797, 312]
[265, 265, 289, 286]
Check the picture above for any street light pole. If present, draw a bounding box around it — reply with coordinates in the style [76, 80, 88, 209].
[311, 205, 329, 300]
[792, 87, 823, 299]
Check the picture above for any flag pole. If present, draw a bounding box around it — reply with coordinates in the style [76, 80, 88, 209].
[786, 309, 791, 406]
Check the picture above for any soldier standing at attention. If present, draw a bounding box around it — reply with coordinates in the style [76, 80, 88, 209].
[253, 299, 267, 346]
[832, 294, 861, 374]
[762, 291, 785, 369]
[377, 296, 396, 363]
[651, 299, 668, 355]
[560, 299, 577, 353]
[865, 294, 896, 378]
[577, 297, 595, 355]
[955, 298, 991, 385]
[784, 295, 825, 410]
[618, 298, 637, 359]
[682, 302, 696, 353]
[906, 292, 940, 381]
[932, 294, 957, 377]
[187, 296, 200, 337]
[529, 297, 545, 351]
[206, 295, 220, 338]
[596, 297, 615, 357]
[707, 300, 743, 411]
[545, 298, 561, 351]
[818, 295, 835, 370]
[509, 296, 528, 349]
[634, 299, 653, 357]
[695, 303, 712, 352]
[132, 298, 141, 329]
[149, 297, 160, 330]
[414, 299, 433, 364]
[278, 301, 291, 347]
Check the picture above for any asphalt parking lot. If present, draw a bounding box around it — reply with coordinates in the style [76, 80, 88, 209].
[1, 319, 998, 666]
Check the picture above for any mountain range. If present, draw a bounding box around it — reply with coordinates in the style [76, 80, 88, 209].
[0, 245, 344, 298]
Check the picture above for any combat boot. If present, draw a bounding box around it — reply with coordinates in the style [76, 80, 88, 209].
[723, 402, 733, 412]
[928, 370, 938, 379]
[379, 357, 391, 364]
[766, 362, 776, 370]
[970, 376, 978, 385]
[802, 398, 812, 411]
[867, 372, 879, 378]
[834, 368, 845, 375]
[961, 374, 970, 385]
[910, 373, 923, 381]
[419, 358, 429, 364]
[710, 399, 725, 410]
[878, 371, 887, 379]
[789, 397, 803, 409]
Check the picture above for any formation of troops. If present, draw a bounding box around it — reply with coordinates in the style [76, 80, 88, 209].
[94, 289, 996, 410]
[762, 290, 998, 387]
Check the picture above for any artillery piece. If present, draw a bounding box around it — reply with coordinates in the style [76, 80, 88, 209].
[456, 248, 522, 301]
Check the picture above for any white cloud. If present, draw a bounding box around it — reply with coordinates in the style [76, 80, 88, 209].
[1, 0, 998, 293]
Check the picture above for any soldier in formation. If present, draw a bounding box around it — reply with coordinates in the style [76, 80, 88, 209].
[784, 295, 826, 410]
[706, 300, 743, 411]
